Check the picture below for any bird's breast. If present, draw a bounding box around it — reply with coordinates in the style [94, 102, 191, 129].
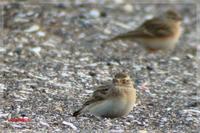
[88, 94, 135, 118]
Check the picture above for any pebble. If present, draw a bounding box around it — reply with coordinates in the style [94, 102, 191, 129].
[62, 121, 77, 130]
[29, 47, 41, 57]
[37, 31, 46, 37]
[144, 15, 153, 20]
[85, 90, 93, 94]
[186, 117, 193, 121]
[161, 117, 168, 122]
[16, 13, 26, 18]
[58, 11, 66, 17]
[89, 9, 100, 18]
[166, 108, 172, 111]
[138, 130, 148, 133]
[171, 57, 180, 61]
[114, 0, 124, 4]
[183, 71, 193, 76]
[42, 38, 61, 48]
[186, 54, 194, 59]
[14, 17, 30, 23]
[89, 71, 96, 77]
[0, 112, 9, 118]
[110, 129, 124, 133]
[183, 16, 191, 24]
[39, 121, 50, 127]
[20, 37, 29, 43]
[78, 33, 86, 39]
[133, 65, 143, 71]
[165, 79, 176, 85]
[127, 115, 134, 118]
[123, 4, 133, 13]
[11, 124, 24, 129]
[146, 65, 154, 71]
[26, 11, 35, 16]
[24, 25, 40, 33]
[0, 47, 6, 52]
[103, 28, 112, 34]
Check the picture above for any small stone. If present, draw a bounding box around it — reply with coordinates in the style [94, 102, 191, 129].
[15, 47, 21, 56]
[186, 117, 193, 121]
[39, 121, 50, 127]
[37, 31, 46, 37]
[85, 90, 93, 94]
[20, 112, 26, 117]
[103, 28, 112, 34]
[114, 0, 124, 4]
[183, 16, 191, 24]
[56, 3, 66, 9]
[100, 11, 107, 17]
[146, 65, 153, 71]
[183, 71, 193, 77]
[138, 130, 148, 133]
[25, 25, 40, 33]
[171, 57, 180, 61]
[133, 65, 142, 71]
[165, 79, 176, 85]
[89, 71, 96, 77]
[110, 129, 124, 133]
[14, 17, 29, 23]
[186, 54, 194, 59]
[78, 33, 86, 39]
[89, 9, 100, 18]
[123, 4, 133, 13]
[0, 112, 9, 118]
[0, 47, 6, 52]
[29, 47, 41, 57]
[166, 108, 172, 111]
[185, 102, 197, 107]
[26, 11, 35, 16]
[20, 37, 28, 43]
[11, 124, 24, 129]
[62, 121, 77, 130]
[58, 11, 67, 17]
[161, 117, 168, 122]
[127, 115, 134, 118]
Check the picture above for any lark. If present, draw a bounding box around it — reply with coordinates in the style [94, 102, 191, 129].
[106, 10, 183, 52]
[73, 72, 136, 118]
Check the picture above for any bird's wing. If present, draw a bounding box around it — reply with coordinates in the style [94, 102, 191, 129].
[73, 84, 113, 116]
[83, 84, 112, 106]
[109, 18, 173, 41]
[131, 18, 173, 38]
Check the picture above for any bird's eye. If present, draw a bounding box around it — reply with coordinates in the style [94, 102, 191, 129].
[122, 79, 127, 84]
[113, 79, 119, 83]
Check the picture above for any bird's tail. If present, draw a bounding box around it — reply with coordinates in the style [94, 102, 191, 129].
[104, 35, 127, 43]
[103, 33, 137, 45]
[72, 108, 83, 117]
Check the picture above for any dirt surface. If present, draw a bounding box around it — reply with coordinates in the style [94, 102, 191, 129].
[0, 1, 199, 132]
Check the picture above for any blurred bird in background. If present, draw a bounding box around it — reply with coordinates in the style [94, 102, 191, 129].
[105, 10, 183, 52]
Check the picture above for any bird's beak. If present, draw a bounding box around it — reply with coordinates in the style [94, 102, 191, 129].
[113, 79, 120, 84]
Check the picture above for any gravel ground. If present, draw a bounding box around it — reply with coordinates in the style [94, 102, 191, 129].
[0, 0, 200, 132]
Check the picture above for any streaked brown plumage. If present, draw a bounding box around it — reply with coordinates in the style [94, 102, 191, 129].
[106, 10, 182, 52]
[73, 72, 136, 118]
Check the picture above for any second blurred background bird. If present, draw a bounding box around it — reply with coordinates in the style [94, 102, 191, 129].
[105, 10, 183, 52]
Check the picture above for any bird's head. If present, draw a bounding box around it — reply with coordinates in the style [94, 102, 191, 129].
[112, 72, 133, 87]
[164, 10, 182, 22]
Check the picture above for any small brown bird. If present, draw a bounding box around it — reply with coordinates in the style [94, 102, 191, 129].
[106, 10, 183, 52]
[73, 72, 136, 118]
